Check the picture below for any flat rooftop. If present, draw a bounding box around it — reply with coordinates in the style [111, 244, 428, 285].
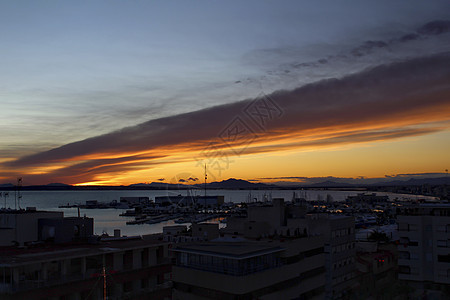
[172, 242, 284, 259]
[0, 209, 63, 215]
[0, 234, 166, 267]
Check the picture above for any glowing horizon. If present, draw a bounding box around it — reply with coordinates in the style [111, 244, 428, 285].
[1, 2, 449, 186]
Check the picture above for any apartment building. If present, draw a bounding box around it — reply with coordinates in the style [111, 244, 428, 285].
[355, 242, 398, 298]
[307, 215, 356, 299]
[172, 237, 325, 299]
[0, 235, 172, 300]
[0, 208, 65, 246]
[397, 204, 450, 294]
[0, 209, 172, 300]
[170, 199, 356, 299]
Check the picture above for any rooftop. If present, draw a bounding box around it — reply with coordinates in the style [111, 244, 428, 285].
[0, 209, 63, 215]
[0, 234, 166, 266]
[172, 242, 284, 259]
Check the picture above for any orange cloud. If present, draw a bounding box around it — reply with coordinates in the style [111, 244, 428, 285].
[2, 53, 450, 185]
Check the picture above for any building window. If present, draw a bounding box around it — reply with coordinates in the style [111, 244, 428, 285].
[398, 265, 411, 274]
[438, 254, 450, 263]
[74, 225, 80, 237]
[123, 281, 132, 293]
[399, 251, 410, 260]
[398, 223, 409, 231]
[179, 253, 188, 265]
[141, 278, 148, 289]
[437, 225, 446, 232]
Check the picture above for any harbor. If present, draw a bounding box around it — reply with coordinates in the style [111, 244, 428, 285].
[15, 189, 437, 239]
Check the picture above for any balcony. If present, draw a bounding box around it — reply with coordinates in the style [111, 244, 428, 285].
[398, 251, 410, 260]
[437, 240, 450, 248]
[173, 261, 324, 296]
[3, 263, 171, 295]
[399, 237, 418, 247]
[122, 281, 173, 299]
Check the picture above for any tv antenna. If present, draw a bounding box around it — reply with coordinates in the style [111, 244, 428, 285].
[15, 178, 22, 210]
[204, 164, 207, 207]
[2, 192, 9, 209]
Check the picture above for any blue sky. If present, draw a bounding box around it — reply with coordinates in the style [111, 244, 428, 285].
[1, 1, 450, 184]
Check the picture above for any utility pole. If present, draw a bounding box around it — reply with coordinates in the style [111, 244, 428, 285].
[103, 265, 107, 300]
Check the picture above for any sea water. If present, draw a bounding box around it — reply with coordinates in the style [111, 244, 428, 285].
[0, 189, 433, 236]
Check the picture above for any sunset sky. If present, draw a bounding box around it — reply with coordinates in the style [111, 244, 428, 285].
[1, 1, 450, 186]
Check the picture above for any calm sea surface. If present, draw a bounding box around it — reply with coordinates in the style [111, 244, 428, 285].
[0, 189, 433, 236]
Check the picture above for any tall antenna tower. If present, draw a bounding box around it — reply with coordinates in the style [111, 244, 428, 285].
[17, 178, 22, 210]
[204, 164, 207, 207]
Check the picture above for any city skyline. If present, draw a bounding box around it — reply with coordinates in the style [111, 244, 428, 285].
[1, 1, 450, 185]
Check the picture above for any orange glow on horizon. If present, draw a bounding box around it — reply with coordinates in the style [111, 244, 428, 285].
[3, 104, 450, 186]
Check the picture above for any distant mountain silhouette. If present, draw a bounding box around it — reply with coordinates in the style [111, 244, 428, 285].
[1, 176, 447, 190]
[371, 176, 450, 186]
[46, 183, 72, 187]
[128, 178, 273, 189]
[128, 183, 152, 187]
[301, 177, 450, 187]
[129, 182, 192, 189]
[196, 178, 273, 189]
[0, 183, 14, 188]
[307, 181, 355, 188]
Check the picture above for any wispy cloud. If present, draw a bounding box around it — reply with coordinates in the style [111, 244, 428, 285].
[239, 20, 450, 92]
[2, 52, 450, 184]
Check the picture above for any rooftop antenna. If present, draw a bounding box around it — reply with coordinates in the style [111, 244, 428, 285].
[17, 178, 22, 210]
[4, 192, 8, 209]
[204, 164, 207, 196]
[446, 169, 449, 186]
[204, 164, 207, 207]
